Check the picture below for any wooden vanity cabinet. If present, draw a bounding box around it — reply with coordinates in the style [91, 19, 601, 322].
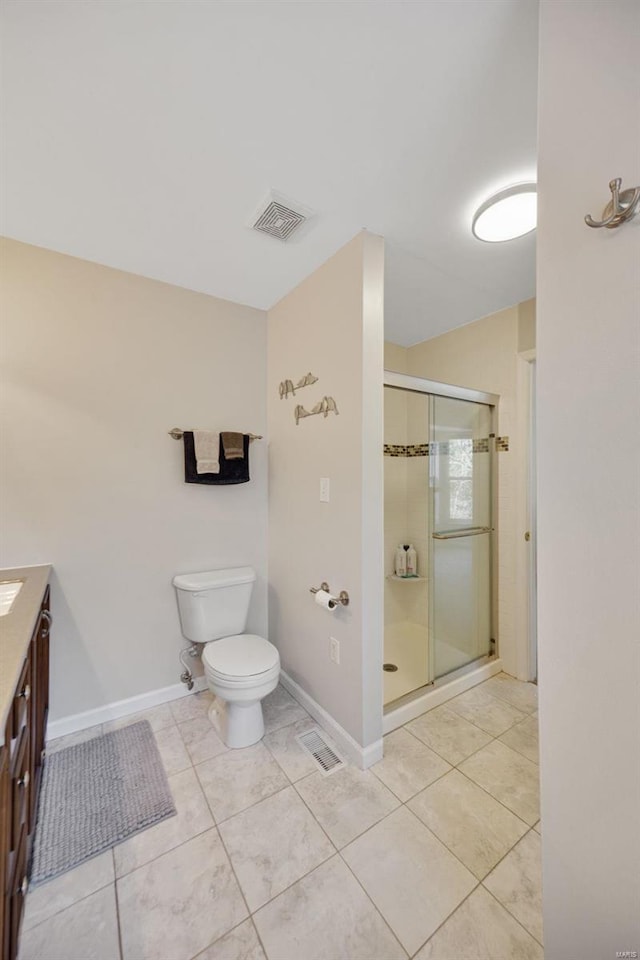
[0, 585, 50, 960]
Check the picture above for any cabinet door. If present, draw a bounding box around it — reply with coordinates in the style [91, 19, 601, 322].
[30, 587, 50, 826]
[0, 745, 10, 960]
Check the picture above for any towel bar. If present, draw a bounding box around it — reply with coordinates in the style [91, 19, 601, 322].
[168, 428, 262, 441]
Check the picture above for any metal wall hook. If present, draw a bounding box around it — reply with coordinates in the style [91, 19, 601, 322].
[585, 177, 640, 229]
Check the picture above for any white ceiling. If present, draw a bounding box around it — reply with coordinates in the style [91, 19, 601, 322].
[1, 0, 538, 347]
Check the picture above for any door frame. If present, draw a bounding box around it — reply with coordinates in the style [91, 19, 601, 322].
[515, 349, 537, 681]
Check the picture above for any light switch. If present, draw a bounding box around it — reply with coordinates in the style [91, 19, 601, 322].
[320, 477, 330, 502]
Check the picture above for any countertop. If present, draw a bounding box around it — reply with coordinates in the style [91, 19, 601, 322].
[0, 564, 51, 747]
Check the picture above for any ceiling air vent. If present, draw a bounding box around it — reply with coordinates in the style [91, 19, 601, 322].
[250, 190, 315, 242]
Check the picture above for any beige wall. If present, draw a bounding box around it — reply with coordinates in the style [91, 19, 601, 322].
[537, 1, 640, 954]
[384, 298, 536, 678]
[0, 238, 268, 722]
[383, 340, 407, 374]
[267, 232, 384, 758]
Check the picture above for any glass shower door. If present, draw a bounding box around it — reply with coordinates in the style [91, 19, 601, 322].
[429, 396, 493, 680]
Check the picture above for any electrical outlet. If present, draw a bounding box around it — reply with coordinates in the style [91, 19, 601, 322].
[320, 477, 330, 502]
[330, 637, 340, 664]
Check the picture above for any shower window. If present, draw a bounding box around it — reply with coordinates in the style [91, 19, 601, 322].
[448, 438, 473, 521]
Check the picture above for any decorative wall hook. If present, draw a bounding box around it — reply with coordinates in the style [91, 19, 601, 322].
[279, 372, 319, 400]
[585, 177, 640, 229]
[294, 396, 339, 425]
[296, 371, 318, 389]
[279, 379, 296, 400]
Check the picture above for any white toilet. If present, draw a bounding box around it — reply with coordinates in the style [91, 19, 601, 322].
[173, 566, 280, 748]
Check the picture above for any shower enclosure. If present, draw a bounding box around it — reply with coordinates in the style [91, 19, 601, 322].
[383, 371, 498, 708]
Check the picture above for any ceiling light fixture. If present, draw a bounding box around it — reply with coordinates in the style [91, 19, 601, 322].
[472, 182, 537, 242]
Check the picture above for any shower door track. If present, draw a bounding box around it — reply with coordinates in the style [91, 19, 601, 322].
[384, 370, 499, 407]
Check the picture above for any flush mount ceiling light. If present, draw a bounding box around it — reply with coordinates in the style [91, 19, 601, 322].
[472, 182, 537, 242]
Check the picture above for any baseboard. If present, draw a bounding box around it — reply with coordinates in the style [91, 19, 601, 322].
[47, 669, 386, 769]
[46, 675, 209, 741]
[279, 670, 383, 770]
[382, 657, 503, 734]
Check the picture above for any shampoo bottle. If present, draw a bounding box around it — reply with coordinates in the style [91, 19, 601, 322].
[395, 545, 407, 577]
[407, 544, 417, 577]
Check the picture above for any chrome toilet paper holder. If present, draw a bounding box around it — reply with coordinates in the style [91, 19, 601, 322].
[310, 583, 350, 606]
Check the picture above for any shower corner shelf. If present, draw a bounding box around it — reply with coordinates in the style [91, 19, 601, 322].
[387, 575, 427, 582]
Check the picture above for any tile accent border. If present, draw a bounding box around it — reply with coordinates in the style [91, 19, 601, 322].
[383, 444, 410, 457]
[383, 443, 429, 457]
[384, 437, 509, 457]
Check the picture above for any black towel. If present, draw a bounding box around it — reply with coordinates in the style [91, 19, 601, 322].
[183, 432, 250, 485]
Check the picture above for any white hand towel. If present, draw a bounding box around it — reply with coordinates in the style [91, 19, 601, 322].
[193, 430, 220, 474]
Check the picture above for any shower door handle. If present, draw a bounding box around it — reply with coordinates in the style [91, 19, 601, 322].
[432, 527, 491, 540]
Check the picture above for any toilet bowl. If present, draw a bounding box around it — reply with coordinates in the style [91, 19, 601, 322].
[203, 633, 280, 747]
[173, 567, 280, 749]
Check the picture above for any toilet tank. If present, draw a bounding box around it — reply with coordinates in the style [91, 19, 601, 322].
[173, 567, 255, 644]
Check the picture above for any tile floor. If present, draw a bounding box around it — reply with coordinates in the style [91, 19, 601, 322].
[19, 675, 542, 960]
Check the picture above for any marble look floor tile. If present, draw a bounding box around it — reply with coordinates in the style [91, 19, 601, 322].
[459, 741, 540, 826]
[484, 831, 543, 944]
[295, 765, 399, 848]
[405, 706, 492, 766]
[46, 724, 104, 755]
[342, 806, 476, 955]
[499, 716, 539, 764]
[195, 920, 266, 960]
[18, 885, 120, 960]
[447, 687, 527, 737]
[154, 724, 192, 776]
[178, 716, 228, 765]
[196, 742, 288, 822]
[23, 851, 114, 932]
[262, 716, 319, 781]
[415, 885, 543, 960]
[219, 785, 334, 911]
[170, 690, 214, 723]
[103, 702, 175, 734]
[481, 675, 538, 714]
[114, 767, 214, 877]
[534, 820, 541, 834]
[118, 829, 247, 960]
[371, 728, 451, 801]
[408, 770, 529, 879]
[262, 684, 309, 732]
[253, 855, 407, 960]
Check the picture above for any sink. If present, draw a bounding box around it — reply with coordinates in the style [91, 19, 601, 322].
[0, 580, 24, 616]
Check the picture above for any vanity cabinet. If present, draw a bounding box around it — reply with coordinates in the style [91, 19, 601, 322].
[0, 585, 50, 960]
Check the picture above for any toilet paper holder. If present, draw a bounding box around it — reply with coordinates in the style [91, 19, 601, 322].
[310, 583, 350, 606]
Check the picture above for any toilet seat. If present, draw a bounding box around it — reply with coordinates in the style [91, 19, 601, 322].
[202, 633, 279, 682]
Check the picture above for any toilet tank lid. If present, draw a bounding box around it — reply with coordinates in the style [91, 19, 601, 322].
[173, 567, 256, 592]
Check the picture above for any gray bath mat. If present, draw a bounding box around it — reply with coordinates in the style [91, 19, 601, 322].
[31, 720, 176, 885]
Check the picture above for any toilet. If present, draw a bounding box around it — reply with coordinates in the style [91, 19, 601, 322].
[173, 566, 280, 748]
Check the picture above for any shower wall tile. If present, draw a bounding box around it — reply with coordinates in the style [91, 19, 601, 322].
[407, 391, 429, 446]
[384, 586, 409, 627]
[384, 385, 408, 446]
[407, 459, 429, 502]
